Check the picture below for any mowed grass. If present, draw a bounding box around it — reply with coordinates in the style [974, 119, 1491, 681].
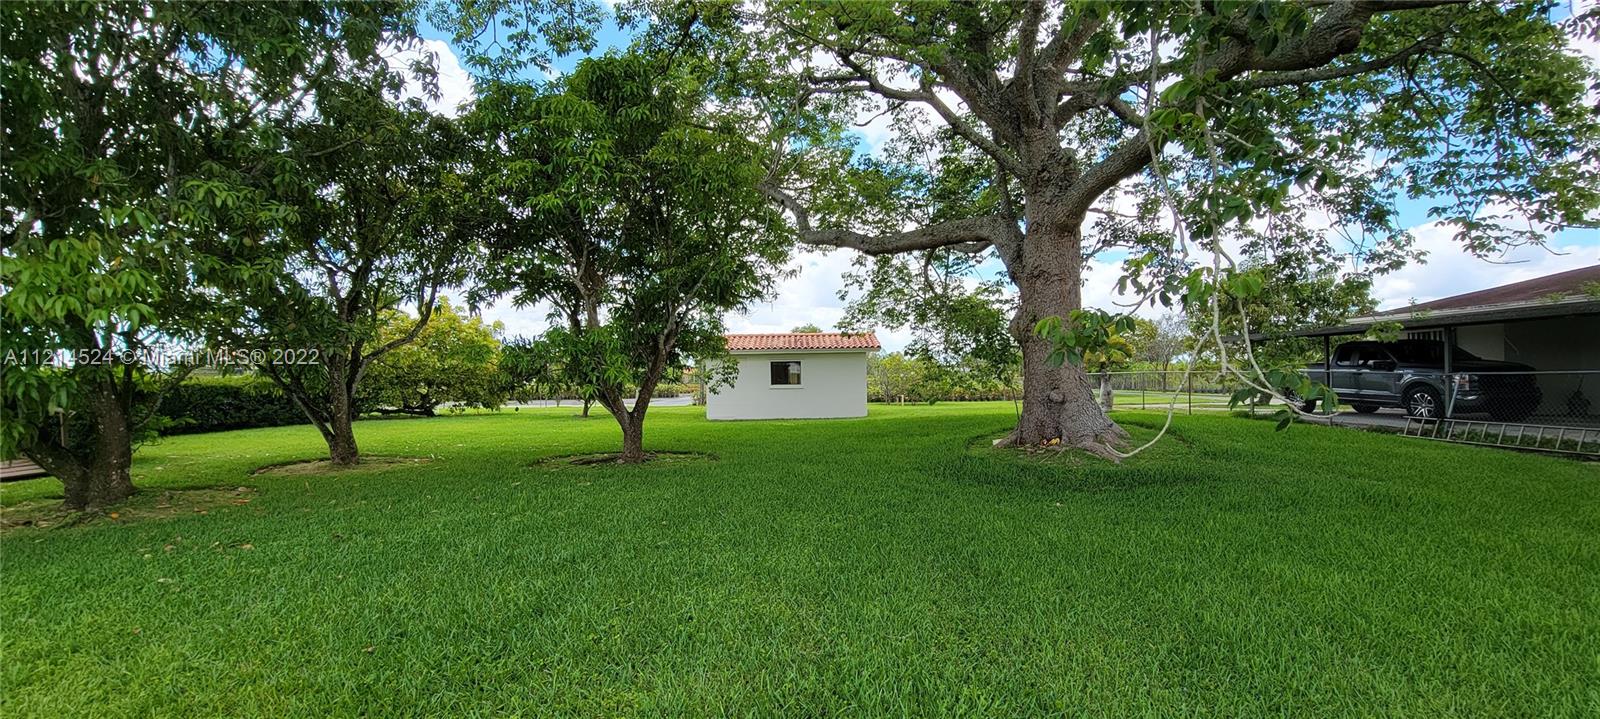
[2, 404, 1597, 717]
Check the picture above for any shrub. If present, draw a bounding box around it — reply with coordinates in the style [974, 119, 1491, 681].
[158, 375, 306, 435]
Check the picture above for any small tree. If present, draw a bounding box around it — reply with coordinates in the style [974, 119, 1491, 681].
[1188, 238, 1378, 370]
[202, 74, 476, 466]
[790, 323, 824, 333]
[467, 52, 791, 462]
[361, 300, 504, 416]
[1129, 315, 1190, 390]
[867, 352, 919, 403]
[500, 334, 595, 416]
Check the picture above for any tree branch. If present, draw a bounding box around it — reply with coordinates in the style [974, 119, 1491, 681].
[1038, 11, 1105, 89]
[761, 181, 1006, 260]
[1064, 129, 1158, 221]
[801, 218, 1004, 256]
[831, 53, 1025, 177]
[1012, 0, 1047, 125]
[1237, 35, 1441, 91]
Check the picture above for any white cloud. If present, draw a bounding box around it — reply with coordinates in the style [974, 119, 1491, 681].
[1368, 224, 1599, 311]
[439, 291, 555, 340]
[722, 248, 866, 334]
[387, 38, 475, 117]
[1080, 256, 1159, 317]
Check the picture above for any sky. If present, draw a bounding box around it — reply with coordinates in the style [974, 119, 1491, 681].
[407, 3, 1600, 352]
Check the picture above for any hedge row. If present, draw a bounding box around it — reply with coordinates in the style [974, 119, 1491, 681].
[159, 376, 699, 435]
[158, 375, 307, 435]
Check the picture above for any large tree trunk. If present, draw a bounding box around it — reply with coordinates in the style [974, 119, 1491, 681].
[77, 380, 135, 508]
[1005, 181, 1128, 454]
[34, 377, 137, 511]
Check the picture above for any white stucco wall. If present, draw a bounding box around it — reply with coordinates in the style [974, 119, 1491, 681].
[705, 350, 869, 420]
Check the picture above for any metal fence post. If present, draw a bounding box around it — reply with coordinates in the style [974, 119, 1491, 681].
[1187, 374, 1193, 415]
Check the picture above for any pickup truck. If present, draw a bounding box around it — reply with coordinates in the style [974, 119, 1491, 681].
[1300, 339, 1541, 421]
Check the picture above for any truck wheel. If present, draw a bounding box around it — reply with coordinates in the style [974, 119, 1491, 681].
[1351, 403, 1380, 414]
[1404, 386, 1442, 419]
[1283, 391, 1317, 413]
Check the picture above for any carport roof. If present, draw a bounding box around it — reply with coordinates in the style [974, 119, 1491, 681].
[1252, 264, 1600, 340]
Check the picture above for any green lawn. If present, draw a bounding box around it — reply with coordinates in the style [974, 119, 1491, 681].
[3, 404, 1597, 716]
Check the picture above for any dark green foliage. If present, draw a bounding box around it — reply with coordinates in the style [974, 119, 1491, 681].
[158, 376, 306, 436]
[199, 65, 478, 465]
[0, 0, 414, 505]
[465, 50, 792, 459]
[427, 0, 605, 79]
[360, 301, 505, 417]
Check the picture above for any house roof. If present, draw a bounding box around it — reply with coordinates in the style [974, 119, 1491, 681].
[1378, 263, 1600, 314]
[1247, 263, 1600, 340]
[724, 332, 881, 352]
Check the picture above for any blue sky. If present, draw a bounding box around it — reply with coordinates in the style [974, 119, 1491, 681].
[411, 5, 1600, 351]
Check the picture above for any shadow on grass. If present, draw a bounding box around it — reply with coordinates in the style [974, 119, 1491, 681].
[250, 456, 432, 477]
[953, 416, 1220, 494]
[0, 486, 259, 533]
[530, 450, 717, 470]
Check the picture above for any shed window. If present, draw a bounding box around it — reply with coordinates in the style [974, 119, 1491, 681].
[770, 361, 801, 386]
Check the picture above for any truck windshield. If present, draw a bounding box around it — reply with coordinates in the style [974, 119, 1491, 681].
[1388, 340, 1479, 364]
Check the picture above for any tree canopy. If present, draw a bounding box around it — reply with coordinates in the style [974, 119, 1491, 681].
[737, 0, 1600, 456]
[362, 300, 505, 416]
[464, 50, 792, 461]
[198, 67, 477, 466]
[0, 0, 415, 506]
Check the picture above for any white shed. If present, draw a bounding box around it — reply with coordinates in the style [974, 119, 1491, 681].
[705, 332, 881, 420]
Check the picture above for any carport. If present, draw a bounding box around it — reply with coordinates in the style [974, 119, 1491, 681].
[1261, 265, 1600, 454]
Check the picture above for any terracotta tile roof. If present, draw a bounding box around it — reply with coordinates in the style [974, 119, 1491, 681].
[723, 332, 881, 352]
[1380, 264, 1600, 314]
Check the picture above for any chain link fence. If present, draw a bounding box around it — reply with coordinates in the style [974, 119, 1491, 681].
[876, 368, 1599, 426]
[1095, 370, 1240, 414]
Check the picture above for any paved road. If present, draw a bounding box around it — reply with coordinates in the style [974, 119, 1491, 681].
[1325, 408, 1413, 431]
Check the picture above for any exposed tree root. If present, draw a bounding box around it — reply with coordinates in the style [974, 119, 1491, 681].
[991, 422, 1131, 462]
